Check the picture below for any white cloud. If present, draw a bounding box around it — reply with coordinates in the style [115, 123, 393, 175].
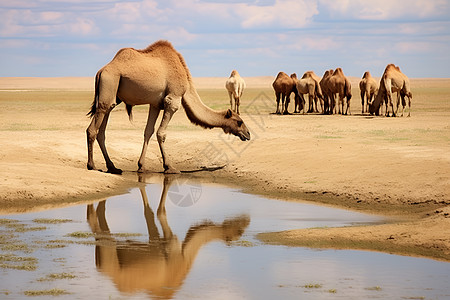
[69, 18, 99, 36]
[0, 7, 99, 37]
[319, 0, 449, 20]
[238, 0, 318, 28]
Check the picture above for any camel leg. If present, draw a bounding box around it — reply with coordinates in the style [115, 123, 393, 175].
[293, 94, 299, 113]
[157, 176, 174, 239]
[87, 108, 121, 174]
[360, 90, 365, 114]
[314, 96, 319, 113]
[281, 94, 286, 114]
[157, 95, 181, 174]
[331, 94, 335, 114]
[96, 111, 122, 174]
[407, 95, 411, 117]
[138, 105, 161, 173]
[87, 113, 104, 171]
[283, 94, 290, 115]
[236, 96, 240, 115]
[386, 91, 395, 117]
[228, 92, 234, 112]
[365, 91, 371, 114]
[275, 93, 281, 114]
[139, 186, 161, 240]
[345, 96, 351, 115]
[308, 94, 314, 113]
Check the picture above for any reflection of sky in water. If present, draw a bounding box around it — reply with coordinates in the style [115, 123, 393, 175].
[1, 182, 449, 300]
[102, 184, 382, 240]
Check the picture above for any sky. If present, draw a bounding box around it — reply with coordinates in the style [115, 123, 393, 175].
[1, 0, 449, 78]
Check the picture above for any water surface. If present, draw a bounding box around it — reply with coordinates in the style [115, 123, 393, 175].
[0, 176, 449, 299]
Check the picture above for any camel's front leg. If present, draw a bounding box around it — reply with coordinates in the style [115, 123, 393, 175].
[138, 106, 161, 173]
[157, 96, 181, 174]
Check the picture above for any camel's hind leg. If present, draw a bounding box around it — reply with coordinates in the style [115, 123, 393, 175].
[235, 95, 240, 115]
[361, 90, 365, 114]
[228, 91, 234, 112]
[97, 111, 122, 174]
[157, 95, 181, 174]
[275, 92, 281, 114]
[87, 107, 121, 174]
[138, 105, 161, 173]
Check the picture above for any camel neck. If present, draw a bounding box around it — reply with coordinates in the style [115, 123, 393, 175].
[182, 84, 227, 129]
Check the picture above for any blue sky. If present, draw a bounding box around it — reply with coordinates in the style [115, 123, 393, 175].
[1, 0, 449, 78]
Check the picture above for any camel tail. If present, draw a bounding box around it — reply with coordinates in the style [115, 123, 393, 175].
[87, 71, 101, 118]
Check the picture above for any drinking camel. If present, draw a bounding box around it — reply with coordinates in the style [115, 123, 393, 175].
[359, 71, 378, 114]
[369, 64, 412, 117]
[86, 40, 251, 174]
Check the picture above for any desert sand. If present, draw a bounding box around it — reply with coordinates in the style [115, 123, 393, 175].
[0, 76, 449, 261]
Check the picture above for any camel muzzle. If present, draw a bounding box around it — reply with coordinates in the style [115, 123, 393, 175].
[239, 131, 251, 141]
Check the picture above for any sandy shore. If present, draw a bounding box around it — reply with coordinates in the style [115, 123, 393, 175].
[0, 76, 449, 261]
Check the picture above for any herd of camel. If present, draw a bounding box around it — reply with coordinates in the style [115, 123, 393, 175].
[226, 64, 413, 118]
[86, 40, 413, 174]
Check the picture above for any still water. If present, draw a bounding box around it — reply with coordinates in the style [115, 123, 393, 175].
[0, 175, 449, 299]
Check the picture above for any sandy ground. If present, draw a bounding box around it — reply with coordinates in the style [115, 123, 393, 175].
[0, 76, 449, 261]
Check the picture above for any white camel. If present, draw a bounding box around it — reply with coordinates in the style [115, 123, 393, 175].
[225, 70, 246, 114]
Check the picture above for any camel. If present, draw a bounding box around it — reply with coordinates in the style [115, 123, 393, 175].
[369, 64, 412, 117]
[320, 69, 334, 114]
[324, 68, 352, 115]
[272, 72, 299, 114]
[296, 71, 323, 113]
[87, 175, 249, 299]
[86, 40, 251, 174]
[225, 70, 246, 115]
[359, 71, 378, 114]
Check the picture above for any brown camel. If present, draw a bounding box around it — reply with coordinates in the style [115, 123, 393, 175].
[296, 71, 323, 113]
[272, 72, 299, 114]
[326, 68, 352, 115]
[225, 70, 246, 115]
[359, 71, 378, 114]
[87, 175, 249, 299]
[320, 69, 334, 114]
[86, 40, 250, 174]
[369, 64, 412, 117]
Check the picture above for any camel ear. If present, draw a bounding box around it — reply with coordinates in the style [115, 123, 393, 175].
[225, 109, 232, 119]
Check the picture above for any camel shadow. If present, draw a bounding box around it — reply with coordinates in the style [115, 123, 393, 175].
[87, 175, 250, 299]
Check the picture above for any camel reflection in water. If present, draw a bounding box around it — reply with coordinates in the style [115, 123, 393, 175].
[87, 175, 250, 299]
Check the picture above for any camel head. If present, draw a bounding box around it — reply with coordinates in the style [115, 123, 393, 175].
[222, 109, 251, 141]
[369, 89, 384, 115]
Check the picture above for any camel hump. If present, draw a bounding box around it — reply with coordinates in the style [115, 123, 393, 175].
[362, 71, 371, 79]
[301, 71, 314, 79]
[230, 70, 239, 77]
[275, 71, 288, 79]
[385, 63, 401, 73]
[140, 40, 175, 53]
[290, 73, 298, 80]
[333, 68, 344, 75]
